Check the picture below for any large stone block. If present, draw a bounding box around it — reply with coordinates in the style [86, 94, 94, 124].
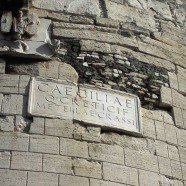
[0, 169, 27, 186]
[179, 146, 186, 164]
[43, 154, 72, 174]
[27, 172, 58, 186]
[172, 89, 186, 109]
[90, 179, 126, 186]
[29, 117, 45, 135]
[0, 151, 10, 169]
[160, 86, 172, 107]
[1, 94, 26, 115]
[155, 140, 168, 158]
[125, 149, 159, 172]
[0, 132, 29, 151]
[45, 119, 74, 138]
[155, 120, 166, 141]
[139, 169, 160, 186]
[60, 138, 88, 158]
[171, 160, 183, 179]
[103, 162, 138, 185]
[30, 135, 59, 154]
[177, 66, 186, 94]
[173, 107, 184, 128]
[142, 117, 156, 139]
[168, 144, 180, 161]
[59, 175, 89, 186]
[177, 128, 186, 148]
[19, 75, 30, 95]
[158, 156, 172, 177]
[73, 158, 102, 179]
[11, 151, 42, 171]
[168, 72, 178, 90]
[164, 124, 178, 145]
[0, 115, 14, 132]
[0, 74, 19, 93]
[32, 0, 101, 17]
[89, 143, 124, 164]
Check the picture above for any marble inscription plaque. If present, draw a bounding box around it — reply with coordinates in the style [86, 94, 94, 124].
[28, 78, 142, 134]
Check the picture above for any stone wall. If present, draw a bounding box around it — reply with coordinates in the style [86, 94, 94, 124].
[0, 0, 186, 185]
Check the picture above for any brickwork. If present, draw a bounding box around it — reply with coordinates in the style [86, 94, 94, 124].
[0, 0, 186, 185]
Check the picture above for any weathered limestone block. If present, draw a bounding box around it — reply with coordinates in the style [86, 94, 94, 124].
[155, 140, 168, 158]
[59, 175, 89, 186]
[106, 1, 156, 32]
[15, 116, 31, 132]
[43, 154, 72, 174]
[29, 135, 59, 154]
[45, 119, 74, 138]
[0, 132, 29, 151]
[168, 72, 178, 90]
[11, 151, 42, 171]
[172, 89, 186, 109]
[171, 160, 183, 179]
[139, 169, 160, 186]
[27, 172, 58, 186]
[155, 120, 166, 141]
[60, 138, 88, 158]
[177, 128, 186, 148]
[0, 169, 27, 186]
[29, 117, 45, 135]
[19, 75, 30, 94]
[73, 159, 102, 179]
[173, 107, 184, 128]
[126, 0, 148, 9]
[179, 147, 186, 164]
[0, 151, 10, 169]
[164, 124, 178, 145]
[158, 156, 172, 177]
[59, 62, 79, 83]
[103, 162, 138, 185]
[89, 143, 124, 164]
[1, 94, 25, 115]
[32, 0, 101, 17]
[177, 66, 186, 94]
[0, 116, 14, 132]
[142, 117, 156, 139]
[96, 17, 119, 28]
[160, 86, 172, 107]
[0, 74, 19, 93]
[125, 149, 159, 173]
[90, 179, 126, 186]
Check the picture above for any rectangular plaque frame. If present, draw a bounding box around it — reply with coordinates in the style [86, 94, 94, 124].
[28, 77, 142, 135]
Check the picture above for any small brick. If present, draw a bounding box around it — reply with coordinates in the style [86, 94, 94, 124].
[0, 74, 19, 93]
[89, 143, 124, 164]
[90, 179, 126, 186]
[155, 120, 166, 141]
[0, 115, 14, 132]
[177, 128, 186, 147]
[73, 158, 102, 179]
[103, 162, 138, 185]
[0, 132, 29, 151]
[139, 169, 160, 186]
[125, 149, 158, 173]
[29, 117, 45, 135]
[0, 151, 10, 168]
[155, 140, 168, 158]
[0, 169, 27, 186]
[179, 147, 186, 163]
[1, 94, 26, 115]
[45, 119, 74, 138]
[11, 151, 42, 171]
[158, 156, 172, 177]
[59, 174, 89, 186]
[60, 138, 88, 158]
[164, 124, 178, 145]
[168, 144, 180, 161]
[19, 75, 30, 94]
[142, 117, 156, 139]
[171, 160, 182, 179]
[27, 172, 58, 186]
[30, 135, 59, 154]
[43, 154, 72, 174]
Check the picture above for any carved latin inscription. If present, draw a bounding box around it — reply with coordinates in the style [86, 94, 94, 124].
[28, 78, 142, 134]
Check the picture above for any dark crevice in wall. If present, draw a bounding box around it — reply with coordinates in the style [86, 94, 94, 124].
[98, 0, 108, 18]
